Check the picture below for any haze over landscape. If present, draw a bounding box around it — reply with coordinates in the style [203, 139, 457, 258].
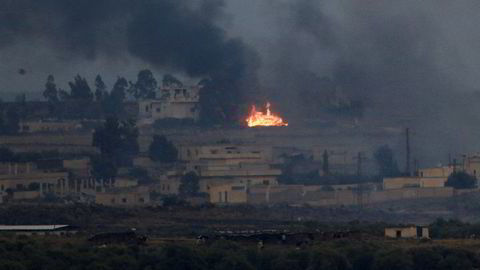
[3, 1, 480, 269]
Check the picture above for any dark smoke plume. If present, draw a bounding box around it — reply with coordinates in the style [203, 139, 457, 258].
[0, 0, 258, 121]
[252, 0, 480, 164]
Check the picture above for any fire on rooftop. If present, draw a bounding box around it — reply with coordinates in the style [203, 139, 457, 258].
[246, 102, 288, 127]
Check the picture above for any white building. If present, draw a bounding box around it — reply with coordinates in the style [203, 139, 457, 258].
[138, 86, 200, 125]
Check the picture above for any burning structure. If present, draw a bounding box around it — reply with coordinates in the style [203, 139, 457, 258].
[246, 102, 288, 127]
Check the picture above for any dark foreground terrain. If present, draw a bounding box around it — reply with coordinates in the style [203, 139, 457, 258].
[1, 196, 480, 269]
[1, 236, 480, 270]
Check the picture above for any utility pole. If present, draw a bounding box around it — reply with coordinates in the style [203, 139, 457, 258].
[356, 152, 363, 177]
[405, 128, 411, 176]
[414, 158, 419, 176]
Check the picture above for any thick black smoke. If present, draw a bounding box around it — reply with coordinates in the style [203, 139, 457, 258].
[249, 0, 480, 164]
[0, 0, 258, 121]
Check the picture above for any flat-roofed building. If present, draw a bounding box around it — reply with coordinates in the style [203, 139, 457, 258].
[385, 226, 429, 239]
[192, 162, 281, 187]
[383, 177, 447, 190]
[95, 186, 150, 206]
[178, 144, 273, 164]
[418, 165, 454, 178]
[138, 86, 200, 125]
[208, 182, 248, 204]
[19, 121, 82, 133]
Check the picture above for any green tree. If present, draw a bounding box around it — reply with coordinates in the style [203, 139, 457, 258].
[162, 74, 183, 87]
[68, 75, 93, 101]
[128, 69, 157, 100]
[148, 135, 178, 163]
[103, 77, 128, 117]
[446, 172, 476, 189]
[179, 171, 200, 196]
[110, 77, 127, 102]
[374, 145, 400, 177]
[128, 167, 153, 185]
[0, 147, 15, 162]
[92, 118, 139, 166]
[322, 150, 329, 176]
[43, 75, 59, 102]
[91, 155, 118, 182]
[4, 107, 20, 134]
[94, 75, 107, 102]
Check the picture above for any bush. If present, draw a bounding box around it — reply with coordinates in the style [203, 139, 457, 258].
[446, 172, 476, 189]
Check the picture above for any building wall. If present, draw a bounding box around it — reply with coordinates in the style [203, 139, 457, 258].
[420, 177, 447, 188]
[178, 144, 272, 163]
[0, 163, 35, 175]
[385, 227, 417, 238]
[12, 190, 42, 200]
[249, 185, 455, 206]
[95, 188, 150, 206]
[419, 166, 454, 178]
[138, 86, 200, 124]
[208, 183, 247, 204]
[383, 177, 420, 189]
[19, 121, 82, 133]
[385, 227, 429, 239]
[384, 177, 448, 190]
[466, 155, 480, 178]
[156, 178, 181, 195]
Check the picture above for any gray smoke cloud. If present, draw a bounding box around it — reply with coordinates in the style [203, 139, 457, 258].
[2, 0, 480, 165]
[1, 0, 254, 73]
[224, 0, 480, 165]
[0, 0, 258, 104]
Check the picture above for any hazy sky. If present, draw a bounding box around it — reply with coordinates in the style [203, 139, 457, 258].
[4, 0, 480, 164]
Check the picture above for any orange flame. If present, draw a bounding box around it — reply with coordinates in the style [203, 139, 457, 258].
[246, 102, 288, 127]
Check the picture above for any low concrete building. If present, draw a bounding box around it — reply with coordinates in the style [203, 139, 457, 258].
[208, 182, 248, 204]
[95, 187, 150, 206]
[383, 177, 447, 190]
[19, 121, 82, 133]
[12, 190, 42, 200]
[0, 171, 69, 195]
[192, 162, 281, 186]
[179, 144, 273, 164]
[418, 165, 454, 178]
[137, 86, 200, 125]
[385, 226, 429, 239]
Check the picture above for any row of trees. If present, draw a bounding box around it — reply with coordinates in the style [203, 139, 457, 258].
[41, 69, 243, 125]
[0, 238, 477, 270]
[43, 70, 184, 104]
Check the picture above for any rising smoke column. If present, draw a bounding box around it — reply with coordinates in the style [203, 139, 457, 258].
[0, 0, 259, 122]
[254, 0, 480, 163]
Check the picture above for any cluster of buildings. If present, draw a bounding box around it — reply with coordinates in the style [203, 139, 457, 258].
[2, 84, 480, 207]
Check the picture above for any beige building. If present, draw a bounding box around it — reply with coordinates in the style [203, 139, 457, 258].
[385, 226, 429, 239]
[178, 144, 272, 164]
[208, 182, 248, 204]
[0, 171, 69, 195]
[383, 177, 447, 190]
[0, 160, 115, 199]
[418, 165, 454, 178]
[193, 162, 280, 187]
[465, 154, 480, 178]
[138, 86, 200, 125]
[95, 187, 150, 206]
[19, 121, 82, 133]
